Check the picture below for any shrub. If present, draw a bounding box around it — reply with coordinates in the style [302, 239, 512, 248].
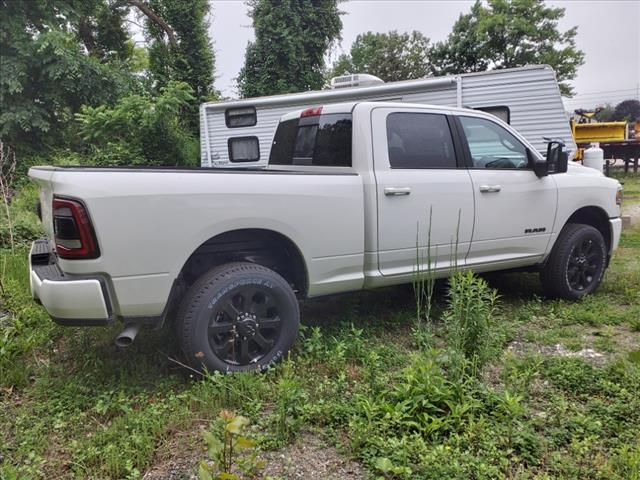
[0, 183, 42, 249]
[443, 271, 499, 375]
[76, 81, 199, 167]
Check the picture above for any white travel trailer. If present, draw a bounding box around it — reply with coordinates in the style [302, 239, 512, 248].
[199, 65, 576, 167]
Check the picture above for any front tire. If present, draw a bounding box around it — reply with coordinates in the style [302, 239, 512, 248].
[540, 223, 607, 300]
[177, 262, 300, 372]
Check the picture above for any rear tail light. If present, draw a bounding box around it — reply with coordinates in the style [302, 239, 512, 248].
[52, 196, 100, 259]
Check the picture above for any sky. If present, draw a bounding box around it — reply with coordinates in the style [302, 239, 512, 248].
[207, 0, 640, 111]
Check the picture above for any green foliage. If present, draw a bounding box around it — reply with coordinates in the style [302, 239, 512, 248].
[145, 0, 216, 132]
[270, 359, 308, 446]
[0, 183, 42, 249]
[348, 350, 540, 479]
[444, 271, 500, 375]
[76, 81, 199, 166]
[238, 0, 343, 98]
[431, 0, 585, 96]
[612, 99, 640, 122]
[1, 0, 216, 159]
[0, 1, 140, 155]
[199, 410, 262, 480]
[76, 1, 133, 62]
[1, 246, 53, 389]
[330, 30, 431, 82]
[594, 104, 616, 122]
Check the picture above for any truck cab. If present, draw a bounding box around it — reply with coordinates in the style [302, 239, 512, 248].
[271, 102, 622, 286]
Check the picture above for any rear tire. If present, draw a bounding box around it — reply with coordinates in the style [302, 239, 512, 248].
[540, 223, 607, 300]
[177, 262, 300, 373]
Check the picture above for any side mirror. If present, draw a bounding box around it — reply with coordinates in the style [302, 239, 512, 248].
[530, 149, 548, 178]
[545, 139, 568, 175]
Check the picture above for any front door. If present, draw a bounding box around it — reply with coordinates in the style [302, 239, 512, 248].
[455, 114, 557, 268]
[372, 107, 475, 277]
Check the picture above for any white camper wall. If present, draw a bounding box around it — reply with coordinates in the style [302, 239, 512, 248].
[199, 65, 576, 167]
[204, 107, 290, 167]
[459, 67, 576, 155]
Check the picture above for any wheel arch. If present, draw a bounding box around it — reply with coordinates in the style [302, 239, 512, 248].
[563, 206, 612, 254]
[175, 228, 309, 300]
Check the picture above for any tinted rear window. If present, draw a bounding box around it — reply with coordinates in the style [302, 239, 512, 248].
[269, 113, 352, 167]
[386, 112, 457, 169]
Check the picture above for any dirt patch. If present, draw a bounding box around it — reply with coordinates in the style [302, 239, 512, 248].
[623, 202, 640, 225]
[142, 423, 205, 480]
[143, 457, 198, 480]
[259, 433, 366, 480]
[0, 310, 12, 328]
[143, 431, 366, 480]
[507, 341, 610, 366]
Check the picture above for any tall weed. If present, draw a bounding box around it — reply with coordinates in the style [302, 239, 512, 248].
[444, 271, 499, 376]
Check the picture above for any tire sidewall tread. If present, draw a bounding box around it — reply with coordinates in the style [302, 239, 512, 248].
[177, 262, 299, 373]
[541, 223, 607, 300]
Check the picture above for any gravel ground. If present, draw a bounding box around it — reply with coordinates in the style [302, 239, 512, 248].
[623, 202, 640, 224]
[258, 433, 366, 480]
[507, 340, 610, 366]
[143, 432, 366, 480]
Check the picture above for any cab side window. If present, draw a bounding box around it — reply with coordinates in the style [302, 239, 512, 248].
[386, 113, 457, 169]
[459, 116, 528, 170]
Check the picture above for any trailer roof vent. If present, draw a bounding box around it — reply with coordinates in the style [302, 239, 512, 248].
[330, 73, 384, 89]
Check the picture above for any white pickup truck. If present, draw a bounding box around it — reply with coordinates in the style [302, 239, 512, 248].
[29, 102, 623, 372]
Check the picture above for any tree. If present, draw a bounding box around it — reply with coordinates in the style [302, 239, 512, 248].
[594, 104, 615, 122]
[141, 0, 216, 132]
[431, 0, 584, 96]
[0, 0, 138, 155]
[329, 31, 431, 82]
[143, 0, 215, 101]
[612, 99, 640, 122]
[237, 0, 343, 98]
[1, 0, 215, 155]
[77, 0, 133, 62]
[76, 81, 198, 166]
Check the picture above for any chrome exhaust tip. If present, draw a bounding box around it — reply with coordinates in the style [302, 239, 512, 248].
[115, 323, 141, 348]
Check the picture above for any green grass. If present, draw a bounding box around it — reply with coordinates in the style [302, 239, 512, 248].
[1, 182, 43, 249]
[612, 171, 640, 203]
[2, 174, 640, 479]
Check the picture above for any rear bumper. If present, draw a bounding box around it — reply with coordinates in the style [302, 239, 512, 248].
[610, 217, 622, 253]
[29, 239, 112, 326]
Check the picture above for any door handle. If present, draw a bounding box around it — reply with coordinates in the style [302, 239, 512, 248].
[384, 187, 412, 196]
[479, 185, 502, 193]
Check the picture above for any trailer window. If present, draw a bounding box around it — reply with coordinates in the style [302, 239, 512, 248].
[386, 113, 457, 169]
[475, 106, 510, 124]
[270, 113, 352, 167]
[228, 136, 260, 162]
[225, 106, 257, 128]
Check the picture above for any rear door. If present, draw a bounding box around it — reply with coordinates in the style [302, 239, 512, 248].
[371, 107, 475, 277]
[455, 114, 557, 267]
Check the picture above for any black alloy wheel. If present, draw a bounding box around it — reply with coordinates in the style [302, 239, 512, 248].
[178, 262, 300, 372]
[566, 238, 603, 292]
[208, 286, 283, 365]
[541, 223, 607, 300]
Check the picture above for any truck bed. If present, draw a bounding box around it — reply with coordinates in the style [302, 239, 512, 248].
[29, 165, 366, 318]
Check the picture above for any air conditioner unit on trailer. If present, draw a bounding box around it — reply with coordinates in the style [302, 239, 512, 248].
[330, 73, 385, 89]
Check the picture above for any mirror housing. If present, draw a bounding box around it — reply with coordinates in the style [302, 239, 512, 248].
[542, 139, 568, 176]
[530, 149, 549, 177]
